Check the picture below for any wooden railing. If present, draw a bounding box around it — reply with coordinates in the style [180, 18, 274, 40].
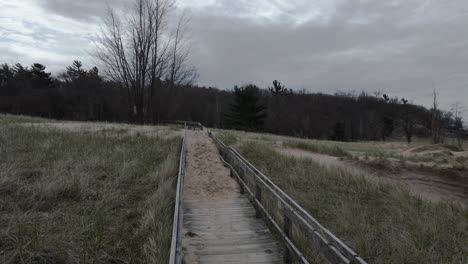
[168, 129, 186, 264]
[209, 131, 367, 264]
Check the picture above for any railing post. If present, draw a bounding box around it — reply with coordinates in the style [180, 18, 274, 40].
[239, 177, 245, 194]
[210, 133, 368, 264]
[255, 184, 262, 218]
[238, 160, 245, 194]
[283, 213, 292, 263]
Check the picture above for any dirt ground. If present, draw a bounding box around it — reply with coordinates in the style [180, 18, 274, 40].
[277, 147, 468, 206]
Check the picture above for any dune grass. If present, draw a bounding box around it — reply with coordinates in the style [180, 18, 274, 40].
[236, 141, 468, 263]
[0, 114, 48, 124]
[283, 140, 351, 158]
[215, 129, 407, 158]
[237, 141, 468, 263]
[0, 119, 180, 263]
[216, 129, 467, 173]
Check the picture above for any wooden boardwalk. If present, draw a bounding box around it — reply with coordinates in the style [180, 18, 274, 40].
[181, 130, 284, 264]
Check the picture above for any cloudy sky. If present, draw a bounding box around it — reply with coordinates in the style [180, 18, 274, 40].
[1, 0, 468, 116]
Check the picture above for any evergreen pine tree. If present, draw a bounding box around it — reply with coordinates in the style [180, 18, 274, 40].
[228, 84, 266, 130]
[30, 63, 53, 89]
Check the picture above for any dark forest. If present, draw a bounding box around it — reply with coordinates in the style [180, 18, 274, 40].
[1, 61, 465, 142]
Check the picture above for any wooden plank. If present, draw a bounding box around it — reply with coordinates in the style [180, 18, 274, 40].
[169, 131, 186, 264]
[255, 184, 262, 218]
[186, 223, 269, 233]
[185, 229, 274, 240]
[189, 237, 280, 245]
[224, 161, 309, 264]
[283, 207, 350, 264]
[198, 252, 284, 264]
[209, 132, 368, 264]
[194, 242, 283, 255]
[283, 214, 292, 263]
[182, 131, 285, 264]
[229, 146, 364, 263]
[184, 207, 255, 213]
[227, 147, 355, 261]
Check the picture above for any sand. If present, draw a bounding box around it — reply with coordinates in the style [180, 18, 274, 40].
[183, 129, 237, 199]
[181, 129, 238, 264]
[276, 147, 468, 206]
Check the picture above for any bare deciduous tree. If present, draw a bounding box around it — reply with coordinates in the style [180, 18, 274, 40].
[451, 102, 465, 148]
[96, 0, 196, 124]
[431, 89, 444, 144]
[167, 11, 198, 87]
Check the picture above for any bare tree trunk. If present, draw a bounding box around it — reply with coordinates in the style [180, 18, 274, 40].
[95, 0, 196, 124]
[168, 11, 198, 87]
[432, 90, 440, 144]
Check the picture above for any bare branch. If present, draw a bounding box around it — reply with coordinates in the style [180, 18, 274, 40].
[95, 0, 195, 123]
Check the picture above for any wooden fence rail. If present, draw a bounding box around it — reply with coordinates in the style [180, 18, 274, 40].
[209, 131, 368, 264]
[168, 129, 186, 264]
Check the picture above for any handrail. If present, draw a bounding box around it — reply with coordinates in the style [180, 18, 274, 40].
[229, 147, 365, 262]
[168, 128, 186, 264]
[209, 131, 367, 264]
[217, 148, 309, 263]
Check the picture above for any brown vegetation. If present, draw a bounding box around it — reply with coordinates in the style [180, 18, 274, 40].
[215, 129, 468, 263]
[0, 115, 180, 263]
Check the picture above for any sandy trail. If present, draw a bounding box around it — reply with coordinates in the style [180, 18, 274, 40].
[183, 129, 238, 200]
[276, 147, 468, 206]
[182, 130, 283, 264]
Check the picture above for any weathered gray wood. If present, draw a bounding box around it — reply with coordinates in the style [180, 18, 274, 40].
[199, 252, 284, 264]
[182, 131, 284, 264]
[220, 156, 310, 264]
[230, 146, 364, 263]
[169, 130, 186, 264]
[283, 214, 292, 263]
[239, 183, 245, 194]
[255, 184, 262, 218]
[183, 194, 285, 264]
[283, 207, 350, 264]
[209, 131, 368, 264]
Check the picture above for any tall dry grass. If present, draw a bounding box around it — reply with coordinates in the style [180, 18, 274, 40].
[215, 129, 468, 263]
[283, 140, 351, 157]
[0, 117, 180, 263]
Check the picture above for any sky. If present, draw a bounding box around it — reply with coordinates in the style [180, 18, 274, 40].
[1, 0, 468, 117]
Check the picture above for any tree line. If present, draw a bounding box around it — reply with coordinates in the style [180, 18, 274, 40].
[1, 0, 466, 144]
[231, 81, 467, 145]
[1, 61, 466, 144]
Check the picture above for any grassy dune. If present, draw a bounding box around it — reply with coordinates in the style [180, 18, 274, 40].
[283, 140, 351, 157]
[0, 114, 48, 124]
[0, 116, 180, 263]
[217, 131, 468, 264]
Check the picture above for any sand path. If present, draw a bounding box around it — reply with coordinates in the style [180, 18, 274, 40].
[182, 130, 284, 264]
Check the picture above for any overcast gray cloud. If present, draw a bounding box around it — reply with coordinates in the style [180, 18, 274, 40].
[1, 0, 468, 117]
